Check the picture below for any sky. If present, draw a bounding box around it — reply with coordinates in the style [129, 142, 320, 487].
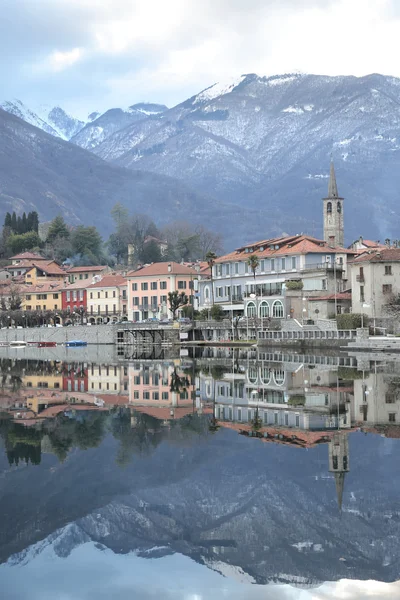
[2, 0, 400, 117]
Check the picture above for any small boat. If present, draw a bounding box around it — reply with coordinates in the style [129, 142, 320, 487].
[65, 340, 87, 347]
[37, 341, 57, 347]
[9, 341, 27, 347]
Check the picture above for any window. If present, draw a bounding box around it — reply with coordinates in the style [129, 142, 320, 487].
[259, 301, 269, 318]
[327, 201, 332, 213]
[160, 295, 167, 304]
[133, 297, 139, 305]
[272, 300, 284, 318]
[385, 265, 392, 275]
[85, 274, 88, 279]
[360, 286, 365, 303]
[142, 296, 148, 306]
[141, 282, 148, 291]
[79, 290, 84, 301]
[281, 258, 286, 271]
[225, 286, 231, 298]
[260, 259, 265, 271]
[113, 291, 116, 298]
[152, 392, 159, 400]
[151, 296, 157, 307]
[225, 264, 230, 275]
[97, 292, 100, 298]
[134, 376, 140, 385]
[160, 281, 167, 289]
[217, 265, 222, 276]
[216, 287, 223, 298]
[54, 304, 58, 310]
[132, 283, 138, 291]
[90, 292, 93, 299]
[292, 257, 296, 270]
[383, 284, 392, 294]
[389, 413, 396, 422]
[178, 281, 186, 289]
[337, 201, 342, 213]
[162, 392, 169, 400]
[105, 291, 108, 298]
[113, 304, 116, 313]
[385, 393, 396, 404]
[143, 391, 150, 400]
[271, 259, 275, 272]
[151, 282, 158, 290]
[235, 262, 239, 274]
[246, 302, 256, 317]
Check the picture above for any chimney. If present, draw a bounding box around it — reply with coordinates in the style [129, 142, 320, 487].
[167, 263, 172, 273]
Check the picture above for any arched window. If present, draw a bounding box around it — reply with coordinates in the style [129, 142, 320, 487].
[248, 366, 258, 384]
[274, 369, 285, 386]
[327, 201, 332, 213]
[337, 201, 342, 213]
[260, 366, 271, 385]
[204, 286, 210, 300]
[259, 301, 270, 318]
[246, 302, 256, 317]
[272, 300, 284, 318]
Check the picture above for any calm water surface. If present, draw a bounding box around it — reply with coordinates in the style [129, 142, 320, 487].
[0, 347, 399, 599]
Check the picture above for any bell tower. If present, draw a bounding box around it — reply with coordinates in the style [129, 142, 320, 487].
[328, 432, 349, 512]
[323, 160, 344, 248]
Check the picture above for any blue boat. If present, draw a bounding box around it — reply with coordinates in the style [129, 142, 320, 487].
[65, 340, 87, 347]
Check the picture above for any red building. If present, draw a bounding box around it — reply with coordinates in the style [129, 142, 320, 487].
[62, 362, 89, 393]
[62, 282, 87, 313]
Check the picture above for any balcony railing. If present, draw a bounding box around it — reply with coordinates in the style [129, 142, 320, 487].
[244, 290, 283, 298]
[231, 294, 243, 302]
[301, 263, 344, 272]
[356, 275, 365, 283]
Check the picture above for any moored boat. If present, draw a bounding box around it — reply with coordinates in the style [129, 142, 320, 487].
[65, 340, 87, 347]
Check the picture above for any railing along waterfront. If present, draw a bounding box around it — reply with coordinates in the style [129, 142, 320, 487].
[258, 329, 357, 341]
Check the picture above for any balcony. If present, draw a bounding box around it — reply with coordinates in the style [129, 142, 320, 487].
[139, 304, 158, 311]
[244, 289, 283, 298]
[231, 294, 243, 303]
[302, 263, 344, 272]
[356, 275, 365, 283]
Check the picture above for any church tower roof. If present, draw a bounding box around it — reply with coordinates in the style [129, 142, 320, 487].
[328, 160, 339, 198]
[334, 471, 346, 512]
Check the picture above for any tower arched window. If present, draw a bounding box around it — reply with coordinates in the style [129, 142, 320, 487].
[327, 202, 332, 214]
[337, 201, 342, 213]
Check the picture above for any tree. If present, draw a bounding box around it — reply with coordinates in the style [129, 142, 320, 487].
[31, 212, 39, 233]
[4, 213, 11, 229]
[10, 212, 17, 233]
[8, 285, 22, 311]
[195, 225, 223, 258]
[141, 240, 162, 264]
[247, 254, 260, 280]
[168, 291, 188, 319]
[111, 203, 129, 229]
[384, 293, 400, 317]
[46, 215, 70, 243]
[6, 231, 42, 254]
[210, 304, 224, 321]
[205, 251, 217, 305]
[71, 226, 103, 259]
[21, 212, 27, 234]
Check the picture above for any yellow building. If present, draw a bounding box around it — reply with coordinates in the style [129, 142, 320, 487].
[25, 261, 66, 285]
[22, 282, 64, 312]
[23, 373, 63, 391]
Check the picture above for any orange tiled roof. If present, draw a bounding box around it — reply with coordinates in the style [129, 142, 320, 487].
[215, 235, 354, 263]
[28, 261, 65, 275]
[61, 281, 90, 291]
[87, 275, 127, 288]
[133, 406, 196, 420]
[127, 262, 198, 277]
[95, 394, 130, 406]
[66, 265, 108, 273]
[10, 252, 47, 261]
[350, 248, 400, 263]
[309, 292, 352, 301]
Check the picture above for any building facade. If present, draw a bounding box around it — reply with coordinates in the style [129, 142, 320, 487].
[87, 274, 127, 324]
[349, 248, 400, 318]
[61, 282, 87, 314]
[126, 262, 198, 321]
[66, 265, 109, 284]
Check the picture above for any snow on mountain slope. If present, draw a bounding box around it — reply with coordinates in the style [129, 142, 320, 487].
[90, 72, 400, 242]
[71, 102, 168, 150]
[0, 99, 61, 138]
[36, 105, 85, 139]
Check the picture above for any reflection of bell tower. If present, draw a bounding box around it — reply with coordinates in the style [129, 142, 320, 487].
[323, 160, 344, 248]
[328, 432, 349, 511]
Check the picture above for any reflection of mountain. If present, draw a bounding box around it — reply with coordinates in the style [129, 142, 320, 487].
[1, 430, 400, 585]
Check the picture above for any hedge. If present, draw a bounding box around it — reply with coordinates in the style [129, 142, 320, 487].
[336, 313, 369, 330]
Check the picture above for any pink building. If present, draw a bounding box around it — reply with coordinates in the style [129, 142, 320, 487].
[126, 262, 198, 321]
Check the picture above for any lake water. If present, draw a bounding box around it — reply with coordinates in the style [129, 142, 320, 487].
[0, 347, 399, 599]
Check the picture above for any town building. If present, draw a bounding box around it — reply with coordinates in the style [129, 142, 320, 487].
[126, 262, 198, 321]
[87, 274, 127, 324]
[21, 282, 64, 312]
[62, 281, 87, 314]
[66, 265, 109, 283]
[128, 361, 194, 410]
[349, 248, 400, 319]
[4, 252, 56, 278]
[25, 261, 66, 285]
[348, 236, 385, 252]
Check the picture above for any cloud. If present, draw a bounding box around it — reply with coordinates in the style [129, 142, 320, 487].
[1, 0, 400, 115]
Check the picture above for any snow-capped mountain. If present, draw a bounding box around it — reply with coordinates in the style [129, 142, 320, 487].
[36, 105, 85, 139]
[0, 99, 61, 137]
[71, 102, 167, 150]
[86, 72, 400, 242]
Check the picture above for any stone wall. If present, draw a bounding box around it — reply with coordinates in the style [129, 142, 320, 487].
[0, 324, 117, 345]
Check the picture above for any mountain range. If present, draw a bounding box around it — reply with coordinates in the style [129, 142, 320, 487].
[1, 427, 400, 587]
[2, 72, 400, 246]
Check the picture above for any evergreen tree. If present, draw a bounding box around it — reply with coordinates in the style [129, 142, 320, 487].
[22, 212, 27, 234]
[11, 212, 17, 233]
[26, 212, 33, 232]
[16, 216, 22, 234]
[46, 215, 70, 243]
[31, 211, 39, 232]
[4, 213, 11, 228]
